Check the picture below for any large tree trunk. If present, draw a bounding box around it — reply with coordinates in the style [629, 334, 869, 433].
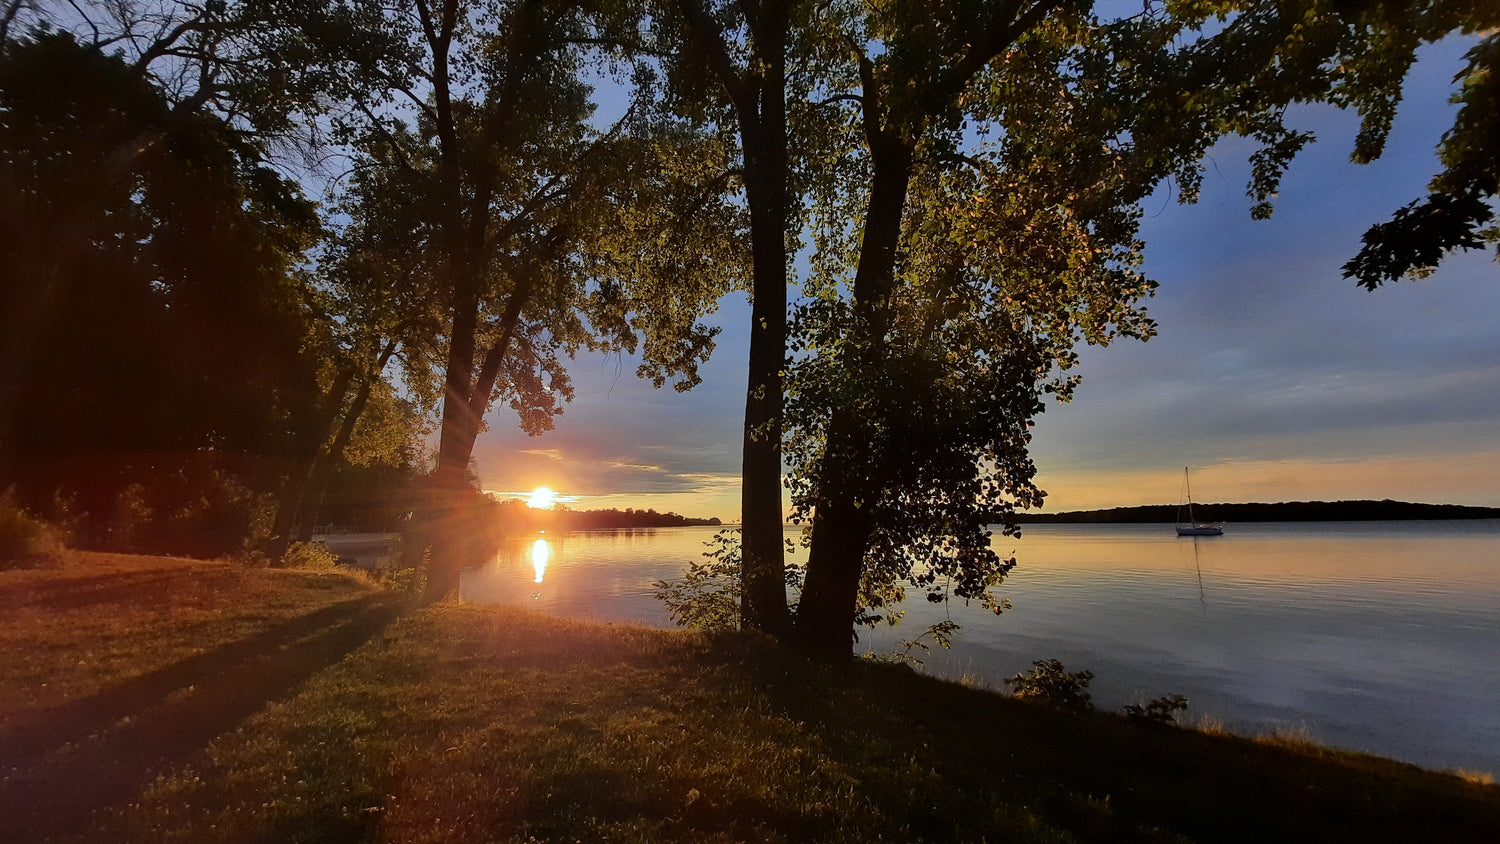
[737, 73, 792, 637]
[792, 419, 877, 659]
[422, 217, 484, 599]
[739, 252, 789, 634]
[676, 0, 793, 636]
[289, 351, 393, 544]
[794, 126, 914, 657]
[425, 356, 483, 600]
[422, 246, 529, 601]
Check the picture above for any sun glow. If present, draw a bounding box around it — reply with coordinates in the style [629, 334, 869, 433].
[527, 486, 556, 509]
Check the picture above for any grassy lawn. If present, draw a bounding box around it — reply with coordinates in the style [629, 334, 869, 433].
[89, 603, 1500, 843]
[0, 551, 377, 723]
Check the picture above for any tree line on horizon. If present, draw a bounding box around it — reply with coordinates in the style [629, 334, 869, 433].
[1016, 500, 1500, 524]
[489, 498, 723, 533]
[2, 1, 1495, 656]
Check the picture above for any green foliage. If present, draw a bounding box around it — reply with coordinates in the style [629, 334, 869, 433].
[877, 620, 963, 668]
[281, 541, 342, 571]
[1124, 694, 1191, 726]
[302, 0, 740, 462]
[1344, 24, 1500, 285]
[0, 26, 331, 551]
[360, 535, 428, 594]
[775, 1, 1500, 653]
[367, 562, 427, 595]
[655, 529, 806, 631]
[0, 489, 66, 569]
[1005, 659, 1095, 713]
[654, 529, 744, 631]
[91, 464, 278, 560]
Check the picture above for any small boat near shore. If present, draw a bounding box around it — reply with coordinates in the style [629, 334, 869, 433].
[1175, 467, 1224, 536]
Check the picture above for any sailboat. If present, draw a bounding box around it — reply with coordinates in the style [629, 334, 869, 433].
[1175, 467, 1224, 536]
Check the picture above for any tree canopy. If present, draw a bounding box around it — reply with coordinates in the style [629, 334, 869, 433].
[763, 0, 1500, 657]
[0, 26, 333, 552]
[3, 0, 1492, 618]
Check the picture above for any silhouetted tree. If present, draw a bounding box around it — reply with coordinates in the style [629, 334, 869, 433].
[0, 28, 325, 554]
[641, 0, 822, 637]
[777, 0, 1500, 658]
[285, 0, 742, 595]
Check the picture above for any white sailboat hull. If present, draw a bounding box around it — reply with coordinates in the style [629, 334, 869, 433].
[1176, 524, 1224, 537]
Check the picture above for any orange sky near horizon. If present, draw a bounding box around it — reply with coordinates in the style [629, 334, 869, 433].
[483, 448, 1500, 523]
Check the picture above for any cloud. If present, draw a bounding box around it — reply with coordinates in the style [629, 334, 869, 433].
[602, 459, 667, 472]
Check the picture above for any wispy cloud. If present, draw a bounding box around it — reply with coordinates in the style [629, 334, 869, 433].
[602, 460, 665, 472]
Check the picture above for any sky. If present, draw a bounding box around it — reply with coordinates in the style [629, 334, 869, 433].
[474, 35, 1500, 521]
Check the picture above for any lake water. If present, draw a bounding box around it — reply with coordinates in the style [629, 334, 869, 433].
[460, 520, 1500, 774]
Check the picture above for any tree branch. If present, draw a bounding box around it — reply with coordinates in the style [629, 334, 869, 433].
[813, 93, 863, 107]
[677, 0, 750, 103]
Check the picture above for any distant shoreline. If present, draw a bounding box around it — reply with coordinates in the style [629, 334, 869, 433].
[1014, 500, 1500, 524]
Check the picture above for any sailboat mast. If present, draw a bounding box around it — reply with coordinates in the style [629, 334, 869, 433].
[1184, 466, 1195, 523]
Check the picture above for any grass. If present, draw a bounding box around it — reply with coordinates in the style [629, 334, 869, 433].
[109, 607, 1500, 843]
[0, 550, 375, 724]
[4, 552, 1499, 842]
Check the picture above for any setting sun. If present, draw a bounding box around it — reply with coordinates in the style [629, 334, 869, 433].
[526, 486, 556, 509]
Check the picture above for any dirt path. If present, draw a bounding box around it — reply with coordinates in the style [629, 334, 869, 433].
[0, 592, 406, 842]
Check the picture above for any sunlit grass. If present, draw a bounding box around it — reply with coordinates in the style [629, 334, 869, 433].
[0, 551, 373, 720]
[103, 605, 1500, 843]
[1454, 769, 1497, 786]
[5, 554, 1497, 842]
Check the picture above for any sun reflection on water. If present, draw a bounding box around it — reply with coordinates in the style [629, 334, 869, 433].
[531, 538, 550, 583]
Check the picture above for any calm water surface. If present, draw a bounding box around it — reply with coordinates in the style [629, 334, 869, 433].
[462, 520, 1500, 773]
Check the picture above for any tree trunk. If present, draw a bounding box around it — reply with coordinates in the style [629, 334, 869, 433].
[675, 0, 794, 636]
[265, 363, 360, 559]
[425, 376, 482, 600]
[794, 124, 914, 657]
[423, 251, 525, 601]
[291, 358, 389, 543]
[738, 112, 791, 637]
[422, 233, 482, 597]
[793, 458, 874, 659]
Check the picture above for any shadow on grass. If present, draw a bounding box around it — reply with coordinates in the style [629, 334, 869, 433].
[722, 638, 1500, 843]
[0, 593, 407, 842]
[439, 617, 1500, 843]
[98, 607, 1500, 843]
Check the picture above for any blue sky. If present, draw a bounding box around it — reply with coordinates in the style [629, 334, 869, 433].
[474, 35, 1500, 520]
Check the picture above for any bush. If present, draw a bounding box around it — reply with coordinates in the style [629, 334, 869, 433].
[0, 490, 67, 569]
[1123, 694, 1190, 725]
[654, 529, 743, 631]
[877, 620, 963, 667]
[281, 541, 342, 571]
[368, 563, 426, 594]
[98, 469, 277, 560]
[1005, 659, 1095, 712]
[368, 538, 427, 594]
